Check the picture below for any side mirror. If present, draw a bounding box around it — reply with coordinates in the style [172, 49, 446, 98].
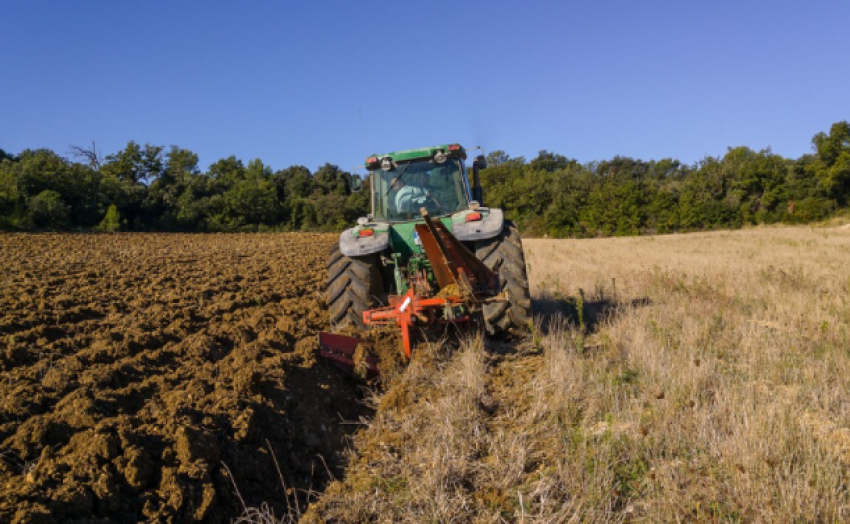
[350, 174, 363, 192]
[471, 156, 486, 206]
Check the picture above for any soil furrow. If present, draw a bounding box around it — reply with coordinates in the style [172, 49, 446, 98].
[0, 233, 371, 523]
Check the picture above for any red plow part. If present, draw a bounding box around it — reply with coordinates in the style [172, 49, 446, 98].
[318, 332, 378, 375]
[363, 288, 470, 358]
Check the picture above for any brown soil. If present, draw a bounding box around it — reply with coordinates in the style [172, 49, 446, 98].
[341, 327, 406, 383]
[0, 233, 372, 523]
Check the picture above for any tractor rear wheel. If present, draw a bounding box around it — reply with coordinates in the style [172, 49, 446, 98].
[325, 243, 384, 330]
[475, 221, 532, 338]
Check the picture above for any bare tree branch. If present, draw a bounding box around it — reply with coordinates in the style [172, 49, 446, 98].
[69, 140, 102, 170]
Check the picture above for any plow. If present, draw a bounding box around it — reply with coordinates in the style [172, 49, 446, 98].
[319, 143, 532, 374]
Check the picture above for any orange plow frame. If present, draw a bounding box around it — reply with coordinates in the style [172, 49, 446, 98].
[363, 288, 470, 358]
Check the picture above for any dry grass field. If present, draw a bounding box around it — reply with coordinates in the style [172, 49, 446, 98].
[306, 226, 850, 523]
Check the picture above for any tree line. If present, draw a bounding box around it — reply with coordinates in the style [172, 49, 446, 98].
[482, 121, 850, 236]
[0, 143, 367, 232]
[1, 121, 848, 236]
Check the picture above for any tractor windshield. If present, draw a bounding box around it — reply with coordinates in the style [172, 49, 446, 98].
[371, 158, 469, 222]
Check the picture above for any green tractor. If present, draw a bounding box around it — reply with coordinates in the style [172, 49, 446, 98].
[324, 144, 531, 357]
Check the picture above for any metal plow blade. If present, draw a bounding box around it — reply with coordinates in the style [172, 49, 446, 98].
[415, 208, 497, 296]
[318, 332, 379, 375]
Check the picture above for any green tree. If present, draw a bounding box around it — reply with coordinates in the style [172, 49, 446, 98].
[29, 190, 69, 229]
[529, 150, 572, 172]
[0, 158, 23, 228]
[279, 165, 313, 199]
[14, 149, 101, 227]
[101, 141, 163, 183]
[98, 204, 122, 232]
[810, 121, 850, 202]
[146, 146, 201, 229]
[99, 142, 165, 229]
[246, 158, 272, 180]
[543, 164, 594, 237]
[0, 148, 15, 163]
[313, 163, 349, 195]
[98, 173, 146, 230]
[485, 150, 511, 167]
[208, 156, 246, 181]
[217, 178, 279, 229]
[313, 192, 349, 230]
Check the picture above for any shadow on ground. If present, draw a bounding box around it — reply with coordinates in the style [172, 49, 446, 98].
[532, 293, 651, 334]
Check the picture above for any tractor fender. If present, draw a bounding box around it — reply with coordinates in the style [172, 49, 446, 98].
[451, 208, 504, 242]
[339, 226, 391, 257]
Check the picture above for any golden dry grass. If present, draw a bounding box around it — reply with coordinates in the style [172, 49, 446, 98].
[303, 226, 850, 523]
[525, 226, 850, 521]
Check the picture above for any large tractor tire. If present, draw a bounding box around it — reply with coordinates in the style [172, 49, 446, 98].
[475, 222, 532, 338]
[325, 243, 384, 330]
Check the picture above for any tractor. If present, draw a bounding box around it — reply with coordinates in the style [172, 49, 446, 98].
[320, 144, 531, 372]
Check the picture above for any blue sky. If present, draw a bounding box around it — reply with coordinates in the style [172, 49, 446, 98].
[1, 1, 848, 173]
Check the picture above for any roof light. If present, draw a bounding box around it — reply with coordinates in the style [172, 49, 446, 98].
[366, 156, 379, 165]
[358, 228, 374, 237]
[448, 144, 461, 151]
[465, 212, 482, 222]
[381, 157, 393, 171]
[434, 150, 447, 164]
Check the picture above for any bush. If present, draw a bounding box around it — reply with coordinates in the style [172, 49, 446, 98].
[28, 190, 69, 229]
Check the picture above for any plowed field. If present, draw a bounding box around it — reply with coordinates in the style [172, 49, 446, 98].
[0, 233, 369, 523]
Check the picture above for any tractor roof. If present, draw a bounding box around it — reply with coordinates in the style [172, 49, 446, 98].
[365, 144, 466, 167]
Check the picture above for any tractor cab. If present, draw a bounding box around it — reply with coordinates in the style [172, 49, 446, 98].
[343, 144, 504, 261]
[365, 145, 471, 222]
